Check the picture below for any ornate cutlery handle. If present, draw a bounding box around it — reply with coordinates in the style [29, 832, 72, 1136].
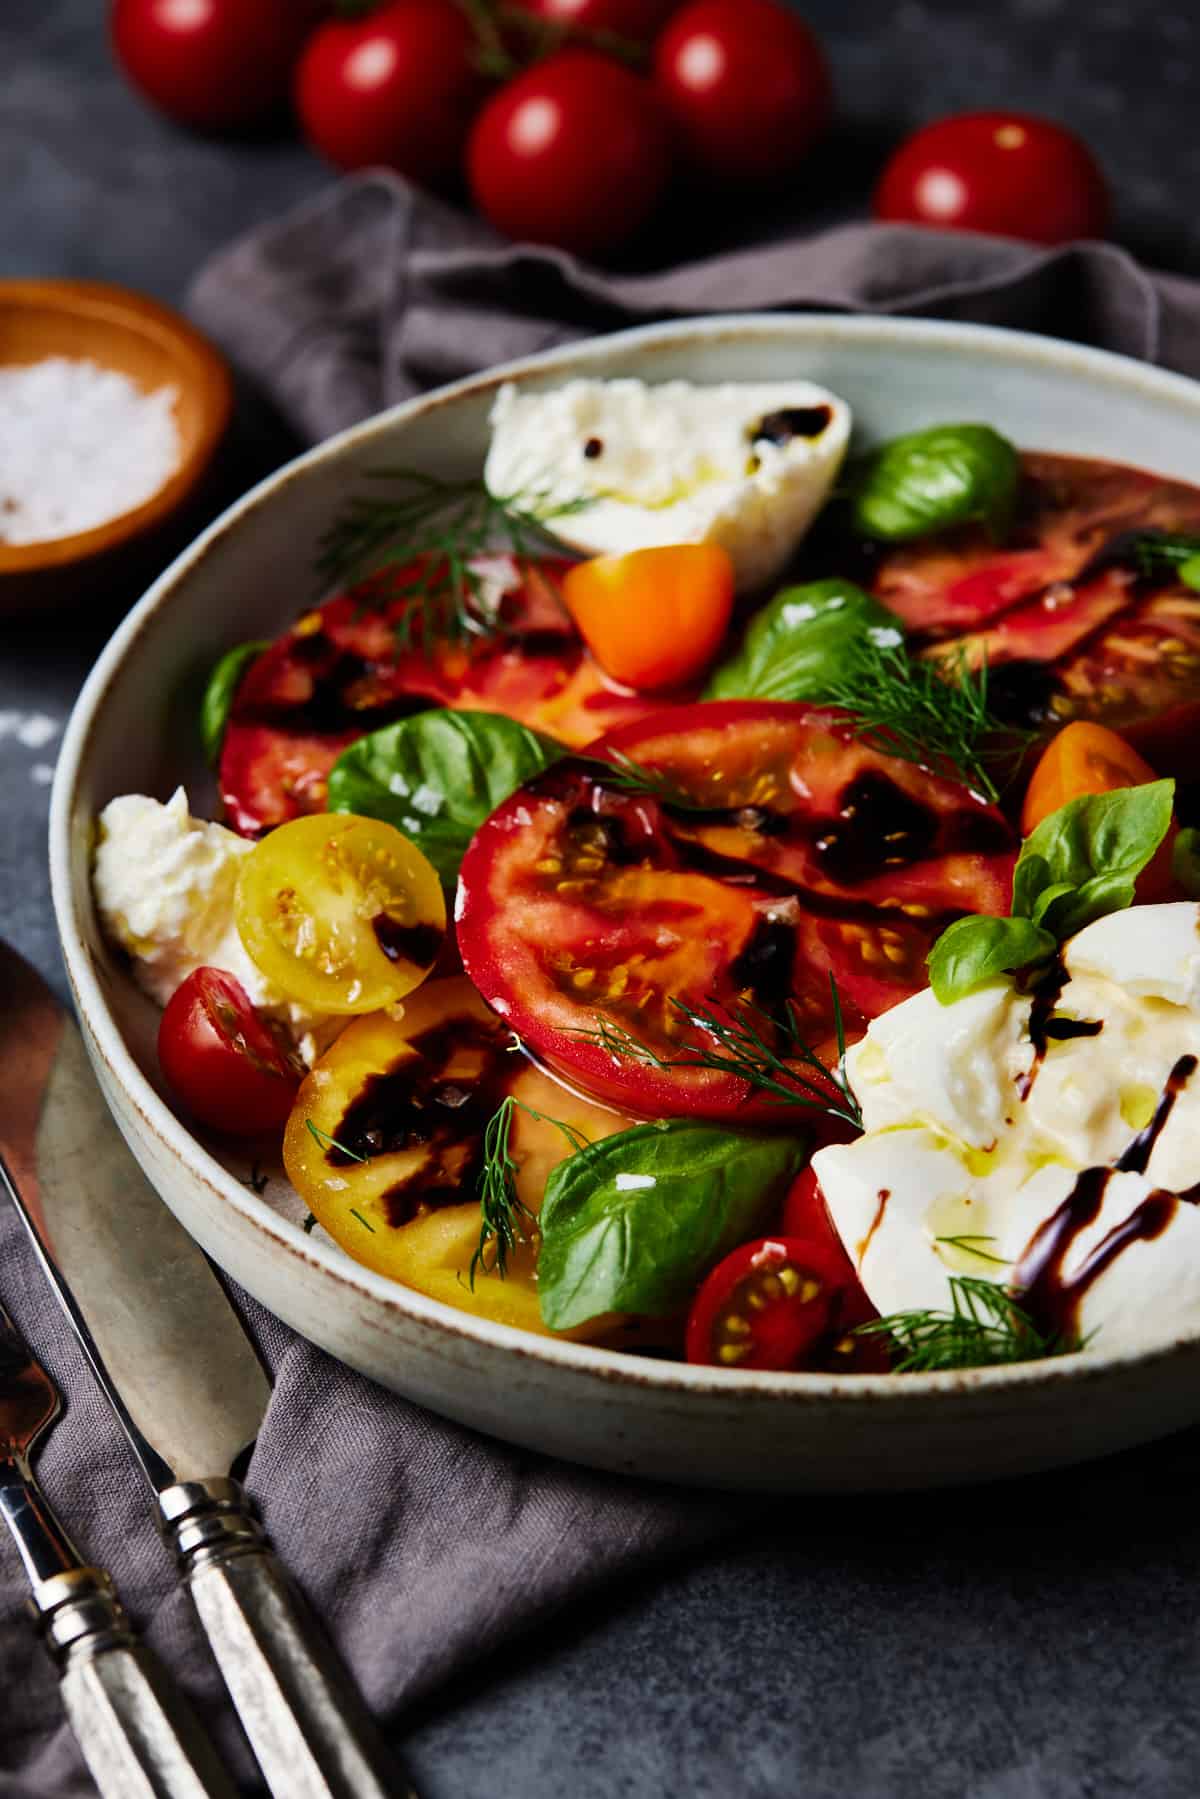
[160, 1479, 413, 1799]
[1, 1460, 238, 1799]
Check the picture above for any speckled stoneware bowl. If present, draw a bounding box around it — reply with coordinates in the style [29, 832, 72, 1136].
[50, 315, 1200, 1493]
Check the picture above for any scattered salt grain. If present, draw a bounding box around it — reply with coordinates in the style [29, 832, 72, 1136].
[0, 357, 181, 546]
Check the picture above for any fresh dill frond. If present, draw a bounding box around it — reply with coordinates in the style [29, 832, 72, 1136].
[302, 1212, 318, 1235]
[470, 1095, 588, 1288]
[241, 1162, 268, 1196]
[1131, 530, 1200, 591]
[580, 976, 862, 1131]
[304, 1119, 367, 1163]
[934, 1234, 1009, 1266]
[856, 1275, 1077, 1373]
[349, 1208, 376, 1234]
[315, 469, 588, 649]
[822, 640, 1035, 802]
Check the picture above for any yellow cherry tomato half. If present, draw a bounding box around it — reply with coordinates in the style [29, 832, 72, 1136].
[283, 976, 638, 1340]
[561, 543, 736, 691]
[235, 812, 445, 1014]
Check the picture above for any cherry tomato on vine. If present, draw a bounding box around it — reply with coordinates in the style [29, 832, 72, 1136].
[295, 0, 486, 186]
[466, 50, 672, 258]
[874, 112, 1110, 245]
[158, 969, 299, 1137]
[110, 0, 318, 132]
[653, 0, 831, 185]
[561, 544, 734, 690]
[508, 0, 681, 41]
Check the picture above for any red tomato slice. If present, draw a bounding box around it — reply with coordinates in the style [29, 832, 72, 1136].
[157, 968, 300, 1137]
[219, 558, 674, 836]
[845, 453, 1200, 763]
[456, 702, 1016, 1121]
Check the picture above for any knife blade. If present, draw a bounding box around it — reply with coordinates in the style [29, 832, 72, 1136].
[0, 943, 410, 1799]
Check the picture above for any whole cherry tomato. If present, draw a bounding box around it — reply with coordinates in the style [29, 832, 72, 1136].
[561, 544, 734, 690]
[653, 0, 831, 185]
[466, 50, 672, 258]
[110, 0, 318, 132]
[874, 112, 1110, 245]
[158, 968, 300, 1137]
[295, 0, 486, 186]
[508, 0, 681, 41]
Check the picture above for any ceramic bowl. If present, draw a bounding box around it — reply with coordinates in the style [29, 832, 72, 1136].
[0, 279, 232, 614]
[50, 314, 1200, 1493]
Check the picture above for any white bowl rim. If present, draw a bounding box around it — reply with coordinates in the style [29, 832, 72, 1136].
[49, 308, 1200, 1408]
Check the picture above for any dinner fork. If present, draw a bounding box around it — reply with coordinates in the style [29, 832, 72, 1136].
[0, 1298, 237, 1797]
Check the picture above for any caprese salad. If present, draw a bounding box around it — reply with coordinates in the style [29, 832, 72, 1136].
[93, 373, 1200, 1375]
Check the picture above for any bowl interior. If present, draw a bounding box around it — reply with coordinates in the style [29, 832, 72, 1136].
[50, 314, 1200, 1457]
[0, 280, 232, 575]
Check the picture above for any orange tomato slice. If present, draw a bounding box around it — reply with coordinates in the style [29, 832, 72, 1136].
[561, 544, 735, 691]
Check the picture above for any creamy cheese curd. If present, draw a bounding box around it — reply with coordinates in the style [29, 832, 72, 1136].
[812, 904, 1200, 1357]
[93, 790, 336, 1065]
[483, 377, 851, 591]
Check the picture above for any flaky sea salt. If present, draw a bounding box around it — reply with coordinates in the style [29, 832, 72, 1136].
[0, 357, 182, 545]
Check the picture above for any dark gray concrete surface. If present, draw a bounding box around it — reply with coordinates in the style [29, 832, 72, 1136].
[5, 2, 1200, 1793]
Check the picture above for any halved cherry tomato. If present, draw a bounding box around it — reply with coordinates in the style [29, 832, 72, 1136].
[561, 545, 735, 691]
[218, 560, 675, 837]
[284, 976, 638, 1339]
[1021, 721, 1176, 900]
[158, 969, 299, 1137]
[779, 1167, 889, 1371]
[685, 1235, 849, 1370]
[1021, 721, 1160, 834]
[845, 453, 1200, 770]
[456, 702, 1017, 1121]
[235, 814, 445, 1013]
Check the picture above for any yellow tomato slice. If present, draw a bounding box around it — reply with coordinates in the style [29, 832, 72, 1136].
[234, 813, 445, 1013]
[282, 976, 637, 1340]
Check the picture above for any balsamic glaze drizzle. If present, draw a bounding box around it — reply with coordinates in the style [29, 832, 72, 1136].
[329, 1015, 512, 1228]
[1012, 1054, 1200, 1343]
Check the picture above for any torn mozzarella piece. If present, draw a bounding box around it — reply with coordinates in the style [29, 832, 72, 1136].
[483, 376, 851, 591]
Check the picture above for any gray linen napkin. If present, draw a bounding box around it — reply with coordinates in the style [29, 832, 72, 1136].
[8, 175, 1200, 1798]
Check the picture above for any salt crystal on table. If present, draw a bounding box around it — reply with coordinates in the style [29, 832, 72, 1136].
[0, 357, 182, 545]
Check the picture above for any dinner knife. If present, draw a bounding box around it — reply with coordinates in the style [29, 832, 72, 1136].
[0, 943, 410, 1799]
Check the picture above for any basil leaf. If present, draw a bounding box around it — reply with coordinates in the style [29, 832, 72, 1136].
[1174, 826, 1200, 897]
[200, 641, 266, 767]
[327, 709, 565, 889]
[928, 779, 1176, 1004]
[704, 579, 898, 702]
[537, 1122, 808, 1331]
[850, 424, 1020, 543]
[928, 916, 1056, 1006]
[1011, 780, 1175, 940]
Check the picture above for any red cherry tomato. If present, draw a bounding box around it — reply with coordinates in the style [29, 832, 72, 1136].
[778, 1170, 890, 1371]
[686, 1236, 851, 1370]
[158, 968, 300, 1138]
[508, 0, 680, 40]
[874, 112, 1110, 246]
[654, 0, 830, 185]
[466, 51, 672, 258]
[110, 0, 316, 133]
[295, 0, 485, 187]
